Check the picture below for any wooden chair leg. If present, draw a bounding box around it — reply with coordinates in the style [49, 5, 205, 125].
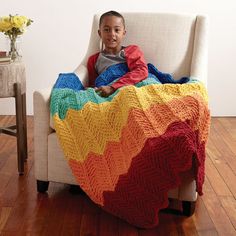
[22, 93, 28, 161]
[14, 82, 25, 175]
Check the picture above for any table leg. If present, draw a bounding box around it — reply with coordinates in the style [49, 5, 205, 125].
[14, 83, 25, 175]
[22, 93, 28, 161]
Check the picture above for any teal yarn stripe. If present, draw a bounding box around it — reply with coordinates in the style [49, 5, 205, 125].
[50, 77, 196, 120]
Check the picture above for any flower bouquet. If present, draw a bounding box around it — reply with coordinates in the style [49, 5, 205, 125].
[0, 15, 33, 60]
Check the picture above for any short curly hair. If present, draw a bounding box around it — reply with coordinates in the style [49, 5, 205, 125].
[99, 10, 125, 28]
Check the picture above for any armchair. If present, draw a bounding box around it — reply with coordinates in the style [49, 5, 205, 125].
[33, 12, 207, 217]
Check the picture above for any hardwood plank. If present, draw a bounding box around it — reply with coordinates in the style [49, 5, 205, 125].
[0, 137, 20, 193]
[0, 207, 11, 233]
[206, 138, 221, 163]
[220, 117, 236, 127]
[0, 153, 33, 207]
[205, 158, 232, 196]
[219, 196, 236, 229]
[139, 228, 163, 236]
[0, 136, 16, 171]
[3, 166, 49, 235]
[138, 210, 179, 236]
[198, 229, 219, 236]
[99, 210, 119, 236]
[0, 231, 20, 236]
[209, 120, 236, 172]
[207, 121, 236, 198]
[39, 184, 72, 236]
[217, 117, 232, 128]
[79, 196, 100, 236]
[118, 219, 138, 236]
[0, 116, 15, 129]
[1, 116, 236, 235]
[214, 118, 236, 155]
[60, 194, 84, 236]
[2, 192, 39, 233]
[213, 162, 236, 198]
[1, 166, 36, 233]
[156, 213, 179, 236]
[192, 198, 216, 232]
[230, 129, 236, 140]
[202, 177, 236, 235]
[174, 216, 198, 236]
[21, 193, 52, 235]
[218, 118, 236, 141]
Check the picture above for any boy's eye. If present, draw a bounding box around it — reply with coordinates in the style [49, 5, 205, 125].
[102, 28, 121, 33]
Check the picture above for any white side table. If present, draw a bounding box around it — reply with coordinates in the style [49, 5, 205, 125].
[0, 62, 28, 175]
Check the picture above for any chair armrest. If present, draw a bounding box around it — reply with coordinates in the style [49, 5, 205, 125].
[33, 64, 88, 181]
[191, 15, 208, 87]
[33, 87, 53, 181]
[73, 64, 89, 87]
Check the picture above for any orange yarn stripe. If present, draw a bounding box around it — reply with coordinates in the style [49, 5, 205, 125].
[68, 94, 210, 205]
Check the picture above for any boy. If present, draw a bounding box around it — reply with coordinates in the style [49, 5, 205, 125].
[87, 10, 148, 97]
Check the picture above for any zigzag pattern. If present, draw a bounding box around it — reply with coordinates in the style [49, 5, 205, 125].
[52, 83, 208, 161]
[50, 74, 210, 228]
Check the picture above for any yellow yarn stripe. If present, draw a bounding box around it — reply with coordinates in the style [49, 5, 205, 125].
[53, 83, 208, 162]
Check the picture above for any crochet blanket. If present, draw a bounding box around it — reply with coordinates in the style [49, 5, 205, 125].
[50, 63, 210, 228]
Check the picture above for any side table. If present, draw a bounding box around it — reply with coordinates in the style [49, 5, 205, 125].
[0, 62, 28, 175]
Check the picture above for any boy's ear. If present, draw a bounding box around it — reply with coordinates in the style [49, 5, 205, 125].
[98, 29, 101, 37]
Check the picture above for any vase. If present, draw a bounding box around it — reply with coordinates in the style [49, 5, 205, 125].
[7, 36, 21, 61]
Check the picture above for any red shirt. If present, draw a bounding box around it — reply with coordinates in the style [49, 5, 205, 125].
[87, 45, 148, 90]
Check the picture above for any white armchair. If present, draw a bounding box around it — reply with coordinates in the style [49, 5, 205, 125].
[33, 12, 207, 216]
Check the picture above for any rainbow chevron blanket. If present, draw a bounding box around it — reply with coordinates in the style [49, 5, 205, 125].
[50, 63, 210, 228]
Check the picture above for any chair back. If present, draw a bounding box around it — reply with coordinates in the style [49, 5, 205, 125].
[83, 12, 207, 82]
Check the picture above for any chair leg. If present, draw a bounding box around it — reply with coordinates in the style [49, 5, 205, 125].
[182, 200, 196, 216]
[14, 83, 25, 175]
[37, 180, 49, 193]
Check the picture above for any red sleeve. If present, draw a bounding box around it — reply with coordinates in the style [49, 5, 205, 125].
[111, 45, 148, 90]
[87, 53, 99, 87]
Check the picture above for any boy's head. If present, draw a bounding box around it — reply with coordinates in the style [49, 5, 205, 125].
[99, 11, 125, 28]
[98, 11, 126, 54]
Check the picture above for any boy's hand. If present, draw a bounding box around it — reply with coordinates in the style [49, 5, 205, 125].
[95, 86, 115, 97]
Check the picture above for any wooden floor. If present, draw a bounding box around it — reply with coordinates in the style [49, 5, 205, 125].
[0, 116, 236, 236]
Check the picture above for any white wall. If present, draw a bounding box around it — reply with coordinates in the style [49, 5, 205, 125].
[0, 0, 236, 116]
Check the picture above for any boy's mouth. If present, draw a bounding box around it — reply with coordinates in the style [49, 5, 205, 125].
[108, 39, 116, 42]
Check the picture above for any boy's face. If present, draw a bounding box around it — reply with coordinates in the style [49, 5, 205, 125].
[98, 16, 126, 54]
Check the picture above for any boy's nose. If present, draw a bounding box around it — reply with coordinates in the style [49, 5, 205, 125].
[110, 29, 116, 36]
